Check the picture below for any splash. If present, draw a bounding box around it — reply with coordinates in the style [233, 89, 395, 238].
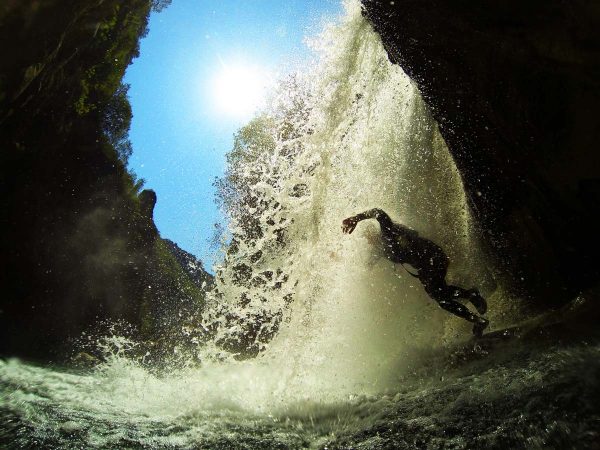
[2, 4, 598, 449]
[197, 0, 495, 400]
[1, 0, 497, 437]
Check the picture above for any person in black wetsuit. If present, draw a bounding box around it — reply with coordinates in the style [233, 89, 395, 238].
[342, 208, 489, 337]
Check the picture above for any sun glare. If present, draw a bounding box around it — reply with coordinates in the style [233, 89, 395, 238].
[211, 63, 271, 118]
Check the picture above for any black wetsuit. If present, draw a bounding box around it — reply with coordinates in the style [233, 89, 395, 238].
[346, 208, 488, 335]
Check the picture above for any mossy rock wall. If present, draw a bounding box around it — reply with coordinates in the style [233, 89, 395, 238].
[0, 0, 206, 360]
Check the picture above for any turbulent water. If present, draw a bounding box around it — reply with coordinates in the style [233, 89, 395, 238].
[1, 2, 599, 449]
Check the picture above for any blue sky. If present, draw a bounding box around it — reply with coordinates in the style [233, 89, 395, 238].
[125, 0, 342, 270]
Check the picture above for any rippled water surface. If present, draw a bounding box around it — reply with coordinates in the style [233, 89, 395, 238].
[2, 340, 599, 449]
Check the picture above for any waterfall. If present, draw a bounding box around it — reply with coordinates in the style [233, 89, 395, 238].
[0, 1, 502, 444]
[0, 2, 492, 409]
[3, 4, 597, 449]
[198, 0, 493, 400]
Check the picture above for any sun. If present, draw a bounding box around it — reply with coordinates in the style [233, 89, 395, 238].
[211, 63, 271, 118]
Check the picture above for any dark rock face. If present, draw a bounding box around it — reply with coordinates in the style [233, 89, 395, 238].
[0, 1, 205, 361]
[362, 0, 600, 304]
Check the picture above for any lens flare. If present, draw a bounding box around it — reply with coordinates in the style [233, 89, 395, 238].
[211, 63, 271, 118]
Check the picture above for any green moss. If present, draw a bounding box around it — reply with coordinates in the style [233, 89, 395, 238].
[155, 238, 206, 304]
[0, 0, 209, 360]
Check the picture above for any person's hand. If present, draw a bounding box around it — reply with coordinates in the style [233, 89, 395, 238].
[342, 216, 358, 234]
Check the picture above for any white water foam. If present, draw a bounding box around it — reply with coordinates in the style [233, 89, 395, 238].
[193, 0, 495, 405]
[0, 0, 498, 435]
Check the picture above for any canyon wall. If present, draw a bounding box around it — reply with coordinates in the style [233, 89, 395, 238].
[362, 0, 600, 304]
[0, 0, 207, 360]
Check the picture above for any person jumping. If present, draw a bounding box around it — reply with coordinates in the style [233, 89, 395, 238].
[342, 208, 489, 337]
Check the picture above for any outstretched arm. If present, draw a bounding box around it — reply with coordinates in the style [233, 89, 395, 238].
[342, 208, 391, 234]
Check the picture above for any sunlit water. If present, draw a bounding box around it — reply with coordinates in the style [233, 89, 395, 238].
[2, 341, 599, 449]
[1, 2, 598, 448]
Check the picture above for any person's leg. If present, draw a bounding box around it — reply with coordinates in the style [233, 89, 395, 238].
[466, 289, 487, 315]
[421, 273, 488, 337]
[425, 252, 488, 315]
[438, 299, 489, 338]
[437, 299, 485, 324]
[448, 286, 487, 315]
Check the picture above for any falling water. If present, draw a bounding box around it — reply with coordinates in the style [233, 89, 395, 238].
[1, 2, 597, 449]
[201, 0, 494, 394]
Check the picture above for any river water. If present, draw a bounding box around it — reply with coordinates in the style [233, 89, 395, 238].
[2, 338, 599, 448]
[1, 2, 598, 448]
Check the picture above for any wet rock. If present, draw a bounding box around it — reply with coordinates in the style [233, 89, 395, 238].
[362, 0, 600, 305]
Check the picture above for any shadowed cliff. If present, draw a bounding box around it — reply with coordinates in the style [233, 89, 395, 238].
[0, 0, 209, 361]
[362, 0, 600, 305]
